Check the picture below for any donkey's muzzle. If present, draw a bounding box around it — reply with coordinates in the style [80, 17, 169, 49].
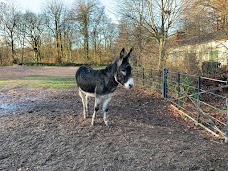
[129, 84, 133, 89]
[124, 78, 134, 89]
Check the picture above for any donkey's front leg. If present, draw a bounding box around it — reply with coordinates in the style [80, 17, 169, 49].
[103, 95, 112, 126]
[91, 96, 101, 126]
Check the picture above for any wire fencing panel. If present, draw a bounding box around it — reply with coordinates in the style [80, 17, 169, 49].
[134, 67, 228, 142]
[134, 67, 162, 93]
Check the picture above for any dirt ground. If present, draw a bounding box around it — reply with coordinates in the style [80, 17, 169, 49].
[0, 66, 228, 171]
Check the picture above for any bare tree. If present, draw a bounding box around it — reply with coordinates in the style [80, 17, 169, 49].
[69, 0, 119, 64]
[0, 2, 20, 64]
[91, 5, 105, 53]
[17, 11, 46, 63]
[0, 0, 119, 65]
[183, 0, 228, 35]
[102, 22, 119, 50]
[70, 0, 98, 60]
[117, 0, 190, 70]
[44, 0, 68, 63]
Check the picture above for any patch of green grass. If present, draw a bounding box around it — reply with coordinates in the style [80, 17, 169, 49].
[0, 76, 76, 89]
[92, 66, 106, 70]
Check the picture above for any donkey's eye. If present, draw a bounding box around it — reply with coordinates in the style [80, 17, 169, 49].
[121, 70, 126, 76]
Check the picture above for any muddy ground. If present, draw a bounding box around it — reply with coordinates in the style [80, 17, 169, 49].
[0, 66, 228, 171]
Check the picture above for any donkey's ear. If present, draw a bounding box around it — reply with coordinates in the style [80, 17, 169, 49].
[120, 48, 125, 59]
[125, 48, 133, 59]
[118, 48, 125, 66]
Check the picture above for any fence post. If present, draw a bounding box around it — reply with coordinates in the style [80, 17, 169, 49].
[226, 98, 228, 143]
[150, 69, 153, 86]
[197, 76, 201, 122]
[142, 67, 145, 86]
[177, 72, 181, 110]
[162, 68, 168, 98]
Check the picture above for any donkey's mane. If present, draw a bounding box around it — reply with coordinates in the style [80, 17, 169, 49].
[99, 59, 118, 76]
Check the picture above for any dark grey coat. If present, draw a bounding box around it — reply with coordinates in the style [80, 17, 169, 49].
[75, 63, 119, 95]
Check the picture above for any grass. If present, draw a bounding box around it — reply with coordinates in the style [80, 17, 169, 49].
[0, 65, 107, 90]
[0, 76, 76, 89]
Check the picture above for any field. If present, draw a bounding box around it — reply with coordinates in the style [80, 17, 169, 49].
[0, 66, 228, 171]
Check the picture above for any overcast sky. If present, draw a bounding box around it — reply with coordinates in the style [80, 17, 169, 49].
[0, 0, 117, 22]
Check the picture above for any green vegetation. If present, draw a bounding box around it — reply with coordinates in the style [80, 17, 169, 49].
[0, 76, 76, 89]
[209, 50, 219, 60]
[180, 76, 198, 99]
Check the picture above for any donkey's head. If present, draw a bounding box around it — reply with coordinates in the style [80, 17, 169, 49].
[115, 48, 134, 89]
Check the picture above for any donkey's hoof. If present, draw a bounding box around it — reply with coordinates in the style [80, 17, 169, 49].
[104, 120, 110, 126]
[83, 113, 89, 119]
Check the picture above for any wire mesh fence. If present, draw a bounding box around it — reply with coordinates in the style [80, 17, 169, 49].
[134, 67, 228, 143]
[134, 67, 162, 93]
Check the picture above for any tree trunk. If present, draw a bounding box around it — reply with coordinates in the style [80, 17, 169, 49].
[56, 33, 61, 63]
[85, 29, 89, 60]
[158, 0, 167, 71]
[158, 39, 166, 71]
[11, 45, 17, 64]
[10, 32, 17, 64]
[84, 14, 89, 60]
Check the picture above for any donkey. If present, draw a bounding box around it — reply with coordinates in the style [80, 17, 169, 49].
[75, 48, 134, 126]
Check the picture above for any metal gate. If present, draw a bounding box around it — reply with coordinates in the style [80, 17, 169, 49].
[134, 67, 228, 143]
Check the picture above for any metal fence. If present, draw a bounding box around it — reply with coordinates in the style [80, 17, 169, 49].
[134, 67, 228, 143]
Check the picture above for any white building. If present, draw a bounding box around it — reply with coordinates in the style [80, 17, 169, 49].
[168, 31, 228, 67]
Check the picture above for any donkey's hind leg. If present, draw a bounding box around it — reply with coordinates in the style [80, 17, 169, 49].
[79, 89, 88, 119]
[103, 95, 112, 126]
[91, 96, 101, 126]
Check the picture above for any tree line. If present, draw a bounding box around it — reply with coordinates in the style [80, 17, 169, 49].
[116, 0, 227, 70]
[0, 0, 227, 70]
[0, 0, 118, 65]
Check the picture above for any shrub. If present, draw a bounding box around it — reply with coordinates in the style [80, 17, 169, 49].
[202, 61, 221, 74]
